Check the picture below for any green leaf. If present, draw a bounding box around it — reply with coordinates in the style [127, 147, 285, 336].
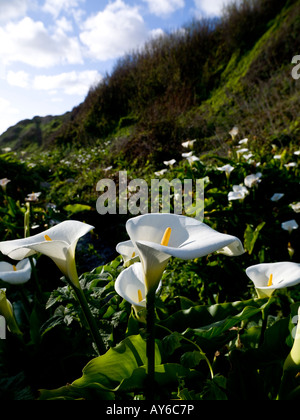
[39, 335, 163, 400]
[38, 384, 115, 400]
[162, 332, 182, 356]
[73, 334, 161, 390]
[244, 222, 266, 255]
[160, 298, 268, 333]
[189, 305, 267, 340]
[202, 376, 228, 400]
[180, 351, 206, 368]
[117, 363, 197, 393]
[64, 204, 92, 215]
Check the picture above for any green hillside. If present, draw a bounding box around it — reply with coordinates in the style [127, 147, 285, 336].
[1, 0, 300, 164]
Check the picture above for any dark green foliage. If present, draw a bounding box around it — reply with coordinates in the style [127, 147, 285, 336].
[0, 0, 300, 401]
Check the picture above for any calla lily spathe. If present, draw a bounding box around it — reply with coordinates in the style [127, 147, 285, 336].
[244, 172, 262, 188]
[117, 213, 245, 294]
[0, 178, 11, 191]
[116, 240, 140, 267]
[0, 289, 22, 336]
[281, 220, 299, 233]
[246, 262, 300, 299]
[0, 258, 35, 285]
[115, 262, 162, 321]
[115, 263, 147, 311]
[0, 221, 94, 288]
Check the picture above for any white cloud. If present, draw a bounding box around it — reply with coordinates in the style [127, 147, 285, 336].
[56, 17, 74, 34]
[0, 0, 31, 22]
[0, 97, 20, 134]
[6, 70, 30, 88]
[143, 0, 185, 16]
[0, 17, 83, 68]
[80, 0, 150, 61]
[43, 0, 85, 20]
[33, 70, 102, 96]
[150, 28, 166, 39]
[193, 0, 233, 16]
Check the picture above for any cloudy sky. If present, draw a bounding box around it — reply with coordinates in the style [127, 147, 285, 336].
[0, 0, 233, 135]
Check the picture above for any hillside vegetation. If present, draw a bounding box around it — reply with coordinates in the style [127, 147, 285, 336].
[1, 0, 300, 165]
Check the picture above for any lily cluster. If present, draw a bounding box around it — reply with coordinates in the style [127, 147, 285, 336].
[115, 213, 245, 317]
[114, 214, 300, 354]
[0, 220, 108, 352]
[227, 172, 262, 201]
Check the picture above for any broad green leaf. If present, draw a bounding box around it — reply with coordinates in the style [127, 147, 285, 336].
[202, 376, 228, 400]
[117, 363, 197, 393]
[39, 335, 165, 400]
[73, 334, 161, 390]
[38, 383, 115, 400]
[160, 298, 268, 333]
[189, 305, 268, 340]
[180, 351, 206, 368]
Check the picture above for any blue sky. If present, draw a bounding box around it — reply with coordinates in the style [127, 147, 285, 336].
[0, 0, 234, 135]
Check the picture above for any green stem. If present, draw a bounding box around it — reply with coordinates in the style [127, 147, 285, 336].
[24, 202, 30, 238]
[19, 286, 31, 322]
[71, 283, 106, 356]
[29, 256, 43, 300]
[259, 308, 268, 347]
[259, 297, 273, 347]
[146, 291, 156, 400]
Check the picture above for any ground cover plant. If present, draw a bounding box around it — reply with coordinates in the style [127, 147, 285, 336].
[0, 0, 300, 402]
[0, 136, 299, 400]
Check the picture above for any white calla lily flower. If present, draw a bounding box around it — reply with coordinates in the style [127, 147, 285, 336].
[116, 240, 140, 267]
[0, 258, 35, 285]
[0, 221, 94, 288]
[290, 202, 300, 213]
[228, 185, 249, 201]
[163, 159, 176, 167]
[217, 164, 234, 175]
[115, 263, 147, 310]
[119, 214, 244, 294]
[284, 306, 300, 372]
[271, 193, 284, 202]
[182, 139, 196, 149]
[115, 263, 162, 321]
[244, 172, 262, 188]
[0, 178, 11, 191]
[246, 262, 300, 299]
[281, 219, 299, 233]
